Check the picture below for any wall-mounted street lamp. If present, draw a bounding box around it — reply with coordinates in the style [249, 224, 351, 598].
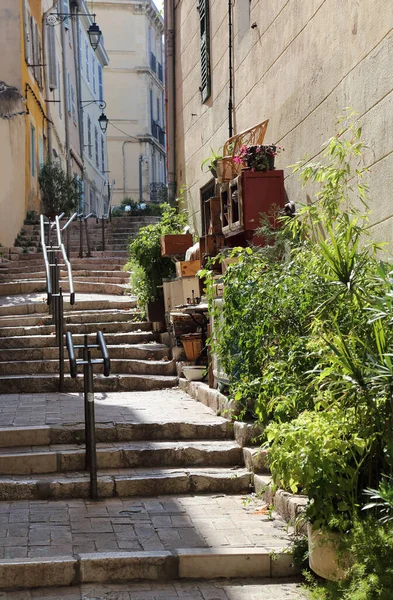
[80, 100, 109, 133]
[46, 12, 103, 51]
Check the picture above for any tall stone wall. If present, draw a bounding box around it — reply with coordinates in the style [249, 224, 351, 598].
[174, 0, 393, 247]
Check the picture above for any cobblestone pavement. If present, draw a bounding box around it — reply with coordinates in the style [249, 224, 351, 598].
[0, 389, 224, 428]
[0, 578, 306, 599]
[0, 494, 292, 559]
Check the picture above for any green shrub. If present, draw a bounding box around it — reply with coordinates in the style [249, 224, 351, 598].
[38, 161, 81, 216]
[126, 203, 187, 308]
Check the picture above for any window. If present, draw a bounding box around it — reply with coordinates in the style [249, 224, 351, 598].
[78, 24, 83, 72]
[94, 126, 99, 167]
[57, 62, 62, 118]
[71, 84, 77, 124]
[47, 26, 57, 91]
[23, 2, 32, 64]
[98, 64, 103, 102]
[91, 52, 96, 93]
[101, 135, 105, 172]
[85, 40, 90, 81]
[87, 115, 92, 158]
[157, 98, 160, 124]
[63, 0, 70, 30]
[30, 125, 36, 177]
[66, 70, 71, 113]
[38, 136, 44, 170]
[199, 0, 211, 102]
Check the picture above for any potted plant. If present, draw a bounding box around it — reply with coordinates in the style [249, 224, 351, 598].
[38, 160, 81, 218]
[201, 146, 223, 179]
[126, 203, 188, 322]
[234, 144, 283, 172]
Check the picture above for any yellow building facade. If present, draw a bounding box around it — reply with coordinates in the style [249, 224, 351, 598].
[21, 0, 47, 215]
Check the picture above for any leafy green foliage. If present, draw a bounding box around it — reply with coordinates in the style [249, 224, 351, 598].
[38, 161, 81, 216]
[363, 476, 393, 523]
[126, 203, 187, 307]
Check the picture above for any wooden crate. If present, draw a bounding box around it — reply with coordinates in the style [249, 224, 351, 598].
[175, 259, 201, 278]
[199, 234, 226, 257]
[160, 234, 193, 257]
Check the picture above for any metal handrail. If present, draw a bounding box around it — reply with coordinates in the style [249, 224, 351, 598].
[55, 215, 75, 305]
[40, 215, 52, 305]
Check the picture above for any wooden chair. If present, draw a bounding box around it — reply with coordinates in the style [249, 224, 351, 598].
[219, 119, 269, 181]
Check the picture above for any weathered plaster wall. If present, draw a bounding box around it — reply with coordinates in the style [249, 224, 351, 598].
[0, 0, 22, 90]
[174, 0, 393, 246]
[0, 92, 26, 247]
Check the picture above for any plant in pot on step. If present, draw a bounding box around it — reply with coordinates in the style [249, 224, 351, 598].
[38, 160, 81, 219]
[200, 146, 223, 179]
[126, 203, 188, 321]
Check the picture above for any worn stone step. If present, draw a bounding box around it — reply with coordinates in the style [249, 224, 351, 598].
[0, 358, 176, 377]
[0, 420, 233, 448]
[0, 271, 130, 283]
[0, 440, 243, 475]
[0, 373, 178, 393]
[0, 320, 151, 338]
[0, 467, 252, 500]
[0, 308, 142, 328]
[0, 297, 137, 317]
[0, 330, 156, 349]
[0, 259, 128, 274]
[0, 494, 299, 590]
[0, 343, 166, 362]
[0, 279, 128, 296]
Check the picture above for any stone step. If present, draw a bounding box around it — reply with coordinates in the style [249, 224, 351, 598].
[0, 259, 128, 273]
[0, 271, 130, 283]
[0, 420, 233, 447]
[0, 280, 128, 297]
[0, 330, 155, 348]
[0, 308, 142, 327]
[69, 251, 128, 258]
[0, 373, 178, 393]
[0, 358, 176, 377]
[0, 494, 298, 591]
[0, 440, 243, 475]
[0, 320, 151, 337]
[0, 296, 136, 317]
[0, 467, 251, 500]
[0, 343, 166, 362]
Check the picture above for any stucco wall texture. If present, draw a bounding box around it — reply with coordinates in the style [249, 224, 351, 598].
[174, 0, 393, 245]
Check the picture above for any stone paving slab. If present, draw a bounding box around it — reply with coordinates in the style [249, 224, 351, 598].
[0, 494, 291, 559]
[0, 578, 306, 599]
[0, 389, 224, 429]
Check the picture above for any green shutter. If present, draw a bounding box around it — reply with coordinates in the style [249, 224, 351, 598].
[199, 0, 211, 102]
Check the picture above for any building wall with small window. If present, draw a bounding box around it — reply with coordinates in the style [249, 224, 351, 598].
[87, 0, 166, 206]
[79, 3, 109, 215]
[172, 0, 393, 243]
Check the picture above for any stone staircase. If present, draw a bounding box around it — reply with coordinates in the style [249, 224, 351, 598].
[0, 215, 178, 393]
[0, 216, 301, 595]
[0, 389, 300, 592]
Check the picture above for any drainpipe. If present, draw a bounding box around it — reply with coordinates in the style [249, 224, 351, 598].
[139, 155, 143, 203]
[60, 9, 71, 176]
[228, 0, 233, 138]
[42, 0, 58, 160]
[164, 0, 176, 204]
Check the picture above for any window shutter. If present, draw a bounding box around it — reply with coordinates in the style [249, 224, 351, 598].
[98, 65, 103, 102]
[78, 24, 83, 72]
[47, 26, 57, 91]
[92, 52, 96, 93]
[71, 84, 76, 123]
[199, 0, 211, 102]
[22, 1, 31, 64]
[85, 40, 90, 80]
[87, 116, 92, 158]
[66, 71, 71, 113]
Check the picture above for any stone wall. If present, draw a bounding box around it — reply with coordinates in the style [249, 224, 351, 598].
[174, 0, 393, 248]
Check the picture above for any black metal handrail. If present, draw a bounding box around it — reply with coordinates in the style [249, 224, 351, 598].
[66, 331, 111, 499]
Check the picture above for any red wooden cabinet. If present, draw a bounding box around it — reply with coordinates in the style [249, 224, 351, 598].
[221, 170, 285, 242]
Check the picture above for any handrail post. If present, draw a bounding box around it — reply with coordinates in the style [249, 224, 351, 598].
[58, 288, 65, 393]
[83, 334, 91, 471]
[86, 347, 98, 499]
[67, 226, 70, 258]
[79, 215, 84, 258]
[101, 217, 105, 252]
[84, 217, 92, 257]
